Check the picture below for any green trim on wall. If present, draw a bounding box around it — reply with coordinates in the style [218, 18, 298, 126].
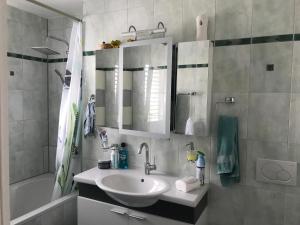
[83, 51, 96, 56]
[7, 52, 68, 63]
[214, 34, 295, 47]
[177, 64, 208, 69]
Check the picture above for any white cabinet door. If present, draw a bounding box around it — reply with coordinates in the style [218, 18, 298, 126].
[78, 197, 129, 225]
[128, 210, 190, 225]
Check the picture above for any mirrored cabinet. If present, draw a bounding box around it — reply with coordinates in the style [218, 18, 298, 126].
[95, 39, 212, 138]
[95, 48, 119, 128]
[174, 41, 213, 136]
[119, 38, 173, 138]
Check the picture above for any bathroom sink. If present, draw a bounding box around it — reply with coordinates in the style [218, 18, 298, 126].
[95, 174, 170, 207]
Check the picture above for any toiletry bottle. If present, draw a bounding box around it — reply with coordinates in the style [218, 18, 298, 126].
[196, 151, 205, 185]
[118, 142, 128, 169]
[110, 144, 119, 169]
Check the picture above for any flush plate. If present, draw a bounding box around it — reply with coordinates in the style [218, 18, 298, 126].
[256, 158, 297, 186]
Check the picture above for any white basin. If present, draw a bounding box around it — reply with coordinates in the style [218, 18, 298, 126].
[95, 174, 170, 207]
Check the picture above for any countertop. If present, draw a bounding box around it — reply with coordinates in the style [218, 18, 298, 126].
[74, 167, 209, 208]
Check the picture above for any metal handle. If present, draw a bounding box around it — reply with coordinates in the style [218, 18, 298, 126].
[129, 214, 146, 220]
[110, 208, 127, 215]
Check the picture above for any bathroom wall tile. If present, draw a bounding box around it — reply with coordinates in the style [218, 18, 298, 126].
[128, 6, 154, 31]
[48, 17, 73, 31]
[252, 0, 294, 36]
[215, 0, 252, 40]
[83, 0, 105, 16]
[9, 90, 23, 121]
[154, 0, 183, 43]
[292, 42, 300, 93]
[8, 57, 23, 91]
[104, 0, 128, 12]
[213, 45, 250, 93]
[23, 24, 47, 57]
[43, 146, 49, 173]
[128, 0, 154, 9]
[182, 0, 215, 41]
[82, 158, 98, 171]
[9, 121, 24, 152]
[250, 42, 293, 93]
[49, 93, 61, 146]
[23, 90, 48, 121]
[9, 153, 16, 184]
[83, 14, 104, 51]
[246, 140, 290, 192]
[248, 93, 290, 142]
[102, 10, 127, 42]
[49, 146, 57, 173]
[244, 188, 285, 225]
[14, 150, 44, 182]
[7, 6, 24, 23]
[208, 184, 246, 225]
[289, 94, 300, 144]
[7, 19, 24, 54]
[211, 93, 248, 139]
[22, 60, 47, 91]
[23, 120, 48, 150]
[295, 0, 300, 33]
[150, 138, 178, 175]
[284, 193, 300, 225]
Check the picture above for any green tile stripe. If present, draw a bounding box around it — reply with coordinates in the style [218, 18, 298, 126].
[83, 51, 96, 56]
[96, 67, 116, 71]
[7, 52, 68, 63]
[123, 66, 167, 71]
[252, 34, 293, 44]
[294, 34, 300, 41]
[47, 58, 68, 63]
[178, 64, 208, 69]
[7, 52, 47, 62]
[214, 34, 295, 47]
[214, 38, 251, 47]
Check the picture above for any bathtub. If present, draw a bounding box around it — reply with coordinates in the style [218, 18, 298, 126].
[10, 173, 77, 225]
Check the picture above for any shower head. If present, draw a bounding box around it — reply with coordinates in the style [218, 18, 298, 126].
[54, 69, 64, 84]
[31, 47, 60, 56]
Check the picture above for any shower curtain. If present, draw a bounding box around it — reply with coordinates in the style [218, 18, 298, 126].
[52, 22, 82, 200]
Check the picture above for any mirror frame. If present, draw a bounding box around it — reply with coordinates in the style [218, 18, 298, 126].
[118, 37, 173, 139]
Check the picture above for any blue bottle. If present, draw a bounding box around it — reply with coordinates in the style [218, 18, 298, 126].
[118, 143, 128, 169]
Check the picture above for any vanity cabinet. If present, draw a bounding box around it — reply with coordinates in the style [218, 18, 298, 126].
[78, 197, 205, 225]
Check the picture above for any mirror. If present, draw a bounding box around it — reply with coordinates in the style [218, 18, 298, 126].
[175, 41, 213, 136]
[119, 38, 172, 138]
[95, 48, 119, 128]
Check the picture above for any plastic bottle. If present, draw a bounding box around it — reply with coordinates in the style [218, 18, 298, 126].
[118, 143, 128, 169]
[196, 152, 205, 185]
[110, 145, 119, 169]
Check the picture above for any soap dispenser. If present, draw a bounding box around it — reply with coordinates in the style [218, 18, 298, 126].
[185, 142, 198, 162]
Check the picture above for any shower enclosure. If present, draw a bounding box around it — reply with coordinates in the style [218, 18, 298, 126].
[7, 2, 81, 225]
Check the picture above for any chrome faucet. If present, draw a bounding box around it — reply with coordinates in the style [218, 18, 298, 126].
[138, 143, 156, 175]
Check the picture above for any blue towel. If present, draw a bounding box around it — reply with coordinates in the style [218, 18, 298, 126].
[84, 97, 96, 137]
[217, 116, 240, 186]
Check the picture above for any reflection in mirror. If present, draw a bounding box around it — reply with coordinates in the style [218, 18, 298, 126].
[175, 41, 213, 136]
[95, 49, 119, 128]
[119, 38, 172, 138]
